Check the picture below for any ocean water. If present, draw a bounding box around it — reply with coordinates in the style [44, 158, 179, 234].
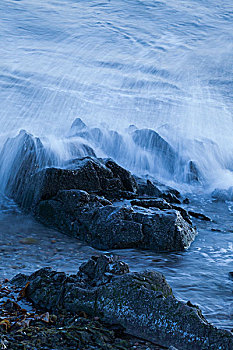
[0, 0, 233, 331]
[1, 0, 233, 186]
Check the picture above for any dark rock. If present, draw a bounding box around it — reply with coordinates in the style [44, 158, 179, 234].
[104, 159, 137, 193]
[188, 211, 211, 221]
[229, 272, 233, 280]
[171, 205, 192, 225]
[10, 273, 29, 287]
[211, 228, 222, 232]
[183, 198, 190, 204]
[135, 177, 181, 204]
[135, 178, 163, 197]
[13, 156, 138, 209]
[133, 208, 195, 251]
[131, 198, 171, 210]
[162, 192, 181, 204]
[79, 255, 130, 286]
[36, 193, 196, 251]
[15, 255, 233, 350]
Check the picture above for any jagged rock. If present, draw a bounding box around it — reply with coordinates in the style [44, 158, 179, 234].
[183, 198, 190, 204]
[162, 191, 181, 204]
[131, 198, 171, 210]
[131, 199, 192, 225]
[35, 190, 196, 251]
[188, 211, 211, 221]
[135, 177, 181, 204]
[104, 159, 137, 193]
[7, 155, 137, 210]
[136, 178, 163, 197]
[12, 255, 233, 350]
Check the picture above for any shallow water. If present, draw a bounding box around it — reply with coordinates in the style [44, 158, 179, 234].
[0, 194, 232, 330]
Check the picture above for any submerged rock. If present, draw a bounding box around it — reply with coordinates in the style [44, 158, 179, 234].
[12, 255, 233, 350]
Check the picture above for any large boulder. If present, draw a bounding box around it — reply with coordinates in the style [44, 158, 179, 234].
[13, 255, 233, 350]
[35, 189, 196, 251]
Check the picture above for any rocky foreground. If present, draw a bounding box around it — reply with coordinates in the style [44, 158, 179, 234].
[0, 255, 232, 350]
[0, 119, 230, 349]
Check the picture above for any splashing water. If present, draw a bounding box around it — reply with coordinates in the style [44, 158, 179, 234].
[1, 0, 233, 188]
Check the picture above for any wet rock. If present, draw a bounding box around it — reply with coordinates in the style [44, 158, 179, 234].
[131, 198, 171, 210]
[104, 159, 137, 193]
[36, 193, 196, 251]
[14, 157, 137, 209]
[135, 177, 181, 204]
[2, 276, 165, 350]
[162, 191, 181, 204]
[188, 211, 211, 221]
[130, 198, 193, 226]
[14, 255, 233, 350]
[71, 122, 127, 161]
[170, 205, 192, 225]
[228, 272, 233, 280]
[136, 178, 163, 197]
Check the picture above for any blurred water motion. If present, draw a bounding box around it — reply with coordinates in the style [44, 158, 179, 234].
[0, 0, 233, 187]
